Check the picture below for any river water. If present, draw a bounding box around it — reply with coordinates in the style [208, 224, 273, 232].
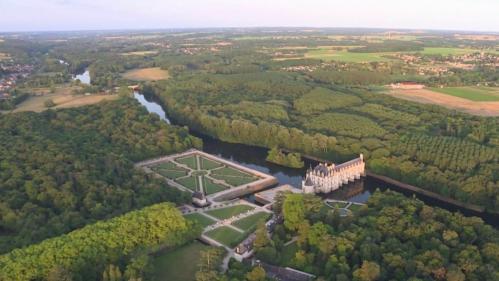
[133, 91, 498, 226]
[73, 70, 91, 85]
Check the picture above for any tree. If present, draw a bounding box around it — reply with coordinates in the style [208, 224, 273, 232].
[46, 266, 73, 281]
[283, 194, 305, 231]
[254, 221, 270, 250]
[245, 266, 266, 281]
[353, 261, 381, 281]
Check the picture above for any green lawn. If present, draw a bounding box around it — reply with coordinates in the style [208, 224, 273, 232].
[203, 178, 227, 195]
[184, 213, 216, 228]
[232, 212, 271, 231]
[429, 87, 499, 102]
[205, 205, 254, 220]
[176, 176, 199, 191]
[211, 167, 257, 186]
[328, 201, 350, 209]
[280, 241, 299, 266]
[211, 175, 257, 187]
[200, 157, 223, 170]
[348, 204, 365, 213]
[154, 161, 182, 170]
[205, 226, 247, 247]
[176, 155, 198, 169]
[156, 169, 187, 179]
[153, 241, 213, 281]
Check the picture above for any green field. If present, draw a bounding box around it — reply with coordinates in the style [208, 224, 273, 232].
[176, 155, 198, 169]
[418, 47, 484, 56]
[429, 87, 499, 101]
[232, 212, 271, 231]
[304, 49, 394, 62]
[205, 205, 254, 220]
[205, 226, 246, 247]
[348, 204, 365, 213]
[153, 241, 213, 281]
[184, 213, 216, 228]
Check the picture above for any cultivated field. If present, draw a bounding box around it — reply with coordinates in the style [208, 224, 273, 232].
[387, 88, 499, 116]
[9, 86, 118, 113]
[0, 52, 10, 61]
[429, 87, 499, 102]
[122, 67, 169, 81]
[417, 47, 489, 55]
[121, 50, 158, 56]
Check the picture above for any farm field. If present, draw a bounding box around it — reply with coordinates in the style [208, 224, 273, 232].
[9, 86, 118, 113]
[184, 213, 216, 228]
[205, 205, 254, 220]
[417, 47, 495, 55]
[232, 212, 270, 231]
[304, 49, 394, 62]
[153, 241, 214, 281]
[205, 226, 245, 247]
[429, 87, 499, 102]
[387, 88, 499, 116]
[122, 67, 169, 81]
[121, 50, 158, 56]
[0, 52, 9, 60]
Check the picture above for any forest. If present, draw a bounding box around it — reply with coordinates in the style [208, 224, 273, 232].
[0, 97, 202, 253]
[152, 72, 499, 212]
[0, 202, 201, 281]
[252, 190, 499, 281]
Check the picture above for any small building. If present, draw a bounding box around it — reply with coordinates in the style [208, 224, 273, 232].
[192, 191, 209, 207]
[234, 233, 256, 262]
[390, 82, 425, 90]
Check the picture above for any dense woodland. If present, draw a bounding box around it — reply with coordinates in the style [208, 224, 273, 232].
[0, 98, 201, 253]
[252, 191, 499, 281]
[0, 203, 201, 281]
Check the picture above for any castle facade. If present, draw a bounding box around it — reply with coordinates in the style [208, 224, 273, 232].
[302, 154, 365, 194]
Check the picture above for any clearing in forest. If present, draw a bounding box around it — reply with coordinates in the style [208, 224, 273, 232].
[122, 67, 169, 81]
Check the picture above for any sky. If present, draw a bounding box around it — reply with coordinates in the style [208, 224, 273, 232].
[0, 0, 498, 32]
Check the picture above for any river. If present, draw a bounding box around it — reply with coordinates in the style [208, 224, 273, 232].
[133, 91, 498, 226]
[73, 69, 91, 85]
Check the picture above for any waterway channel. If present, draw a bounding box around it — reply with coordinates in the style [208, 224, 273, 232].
[132, 91, 498, 226]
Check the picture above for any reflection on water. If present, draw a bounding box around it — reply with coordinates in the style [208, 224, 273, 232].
[134, 92, 170, 124]
[73, 70, 91, 85]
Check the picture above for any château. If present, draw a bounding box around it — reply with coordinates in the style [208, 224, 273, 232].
[302, 154, 365, 193]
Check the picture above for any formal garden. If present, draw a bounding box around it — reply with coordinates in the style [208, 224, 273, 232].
[148, 152, 261, 196]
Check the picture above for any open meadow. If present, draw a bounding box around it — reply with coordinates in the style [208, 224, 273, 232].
[9, 86, 118, 113]
[387, 88, 499, 116]
[153, 241, 213, 281]
[122, 67, 170, 81]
